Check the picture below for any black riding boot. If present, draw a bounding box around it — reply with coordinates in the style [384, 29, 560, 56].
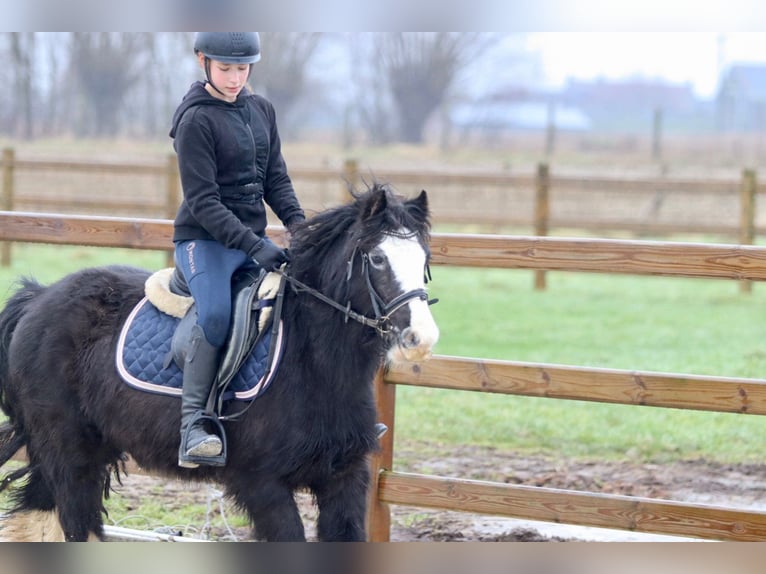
[178, 325, 224, 468]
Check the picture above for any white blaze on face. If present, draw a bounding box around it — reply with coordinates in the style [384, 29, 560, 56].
[377, 231, 439, 363]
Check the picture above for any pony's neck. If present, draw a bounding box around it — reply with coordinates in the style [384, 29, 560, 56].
[284, 288, 383, 390]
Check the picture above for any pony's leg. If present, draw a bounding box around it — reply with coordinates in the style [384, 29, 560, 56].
[4, 429, 109, 541]
[313, 460, 370, 541]
[23, 433, 110, 541]
[47, 465, 110, 541]
[230, 479, 306, 541]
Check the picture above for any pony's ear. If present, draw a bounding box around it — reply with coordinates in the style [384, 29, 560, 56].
[406, 190, 430, 221]
[361, 185, 389, 221]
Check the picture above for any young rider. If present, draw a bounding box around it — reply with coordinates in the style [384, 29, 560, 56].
[169, 32, 305, 468]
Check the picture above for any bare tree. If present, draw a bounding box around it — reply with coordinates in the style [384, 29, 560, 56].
[251, 33, 324, 133]
[40, 33, 64, 136]
[141, 33, 159, 137]
[0, 34, 347, 142]
[347, 34, 396, 146]
[121, 32, 197, 138]
[375, 33, 499, 143]
[1, 32, 506, 144]
[164, 33, 197, 133]
[9, 33, 35, 139]
[69, 33, 146, 137]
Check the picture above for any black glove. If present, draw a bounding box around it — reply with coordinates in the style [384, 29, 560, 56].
[251, 239, 290, 271]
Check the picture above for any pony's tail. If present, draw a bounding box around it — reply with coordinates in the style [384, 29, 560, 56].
[0, 277, 46, 418]
[0, 422, 28, 492]
[0, 279, 45, 494]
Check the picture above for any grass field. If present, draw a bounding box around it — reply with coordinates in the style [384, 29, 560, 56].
[1, 243, 765, 465]
[403, 266, 766, 463]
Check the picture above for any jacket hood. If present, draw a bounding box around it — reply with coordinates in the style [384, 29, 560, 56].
[169, 81, 245, 138]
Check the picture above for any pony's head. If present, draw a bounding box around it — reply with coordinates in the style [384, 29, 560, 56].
[289, 183, 439, 363]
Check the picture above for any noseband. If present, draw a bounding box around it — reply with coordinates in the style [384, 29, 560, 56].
[279, 250, 436, 337]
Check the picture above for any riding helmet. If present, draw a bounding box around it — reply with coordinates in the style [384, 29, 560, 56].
[193, 32, 261, 64]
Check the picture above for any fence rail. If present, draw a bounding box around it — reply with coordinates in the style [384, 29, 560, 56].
[376, 471, 766, 541]
[430, 233, 766, 280]
[386, 356, 766, 414]
[3, 211, 765, 280]
[1, 147, 763, 238]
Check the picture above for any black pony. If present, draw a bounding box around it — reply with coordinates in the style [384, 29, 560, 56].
[0, 184, 439, 542]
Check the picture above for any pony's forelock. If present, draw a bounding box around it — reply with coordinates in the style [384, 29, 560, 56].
[289, 183, 430, 292]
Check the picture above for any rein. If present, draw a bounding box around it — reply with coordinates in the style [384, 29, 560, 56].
[277, 252, 436, 336]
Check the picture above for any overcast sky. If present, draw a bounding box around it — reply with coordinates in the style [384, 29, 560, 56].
[526, 33, 766, 99]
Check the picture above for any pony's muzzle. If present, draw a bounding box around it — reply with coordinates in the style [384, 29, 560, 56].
[390, 324, 438, 363]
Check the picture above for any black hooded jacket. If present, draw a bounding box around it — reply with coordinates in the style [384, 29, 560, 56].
[169, 81, 305, 258]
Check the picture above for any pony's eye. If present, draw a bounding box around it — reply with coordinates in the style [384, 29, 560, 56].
[369, 253, 386, 269]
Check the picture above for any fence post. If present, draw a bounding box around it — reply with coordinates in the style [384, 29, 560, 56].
[342, 158, 360, 203]
[534, 162, 550, 290]
[740, 168, 757, 294]
[366, 368, 395, 541]
[1, 148, 15, 267]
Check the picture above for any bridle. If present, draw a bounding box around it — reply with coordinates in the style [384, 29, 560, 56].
[277, 247, 437, 337]
[219, 236, 437, 422]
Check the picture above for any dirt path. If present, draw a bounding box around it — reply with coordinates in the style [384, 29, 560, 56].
[105, 443, 766, 542]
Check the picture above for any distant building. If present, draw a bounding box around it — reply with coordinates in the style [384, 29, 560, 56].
[449, 85, 592, 136]
[450, 100, 591, 132]
[449, 76, 715, 139]
[716, 63, 766, 132]
[560, 77, 700, 132]
[563, 78, 697, 110]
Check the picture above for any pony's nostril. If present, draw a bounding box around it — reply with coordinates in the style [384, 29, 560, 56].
[401, 328, 420, 349]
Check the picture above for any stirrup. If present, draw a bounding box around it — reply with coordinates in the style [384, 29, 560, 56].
[178, 411, 228, 468]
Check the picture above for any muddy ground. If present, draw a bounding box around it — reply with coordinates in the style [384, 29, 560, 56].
[105, 443, 766, 542]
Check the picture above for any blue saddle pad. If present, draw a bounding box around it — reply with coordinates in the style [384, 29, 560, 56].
[116, 297, 283, 402]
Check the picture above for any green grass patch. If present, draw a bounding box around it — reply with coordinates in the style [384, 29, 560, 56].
[427, 267, 766, 376]
[103, 485, 250, 539]
[0, 244, 167, 294]
[394, 266, 766, 463]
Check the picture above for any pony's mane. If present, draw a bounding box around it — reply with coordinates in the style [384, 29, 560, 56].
[288, 182, 430, 298]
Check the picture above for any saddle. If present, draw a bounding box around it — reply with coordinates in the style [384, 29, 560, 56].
[135, 266, 285, 414]
[165, 268, 270, 387]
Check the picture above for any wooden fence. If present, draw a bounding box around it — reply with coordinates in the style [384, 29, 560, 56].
[1, 147, 762, 246]
[368, 234, 766, 542]
[1, 211, 766, 541]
